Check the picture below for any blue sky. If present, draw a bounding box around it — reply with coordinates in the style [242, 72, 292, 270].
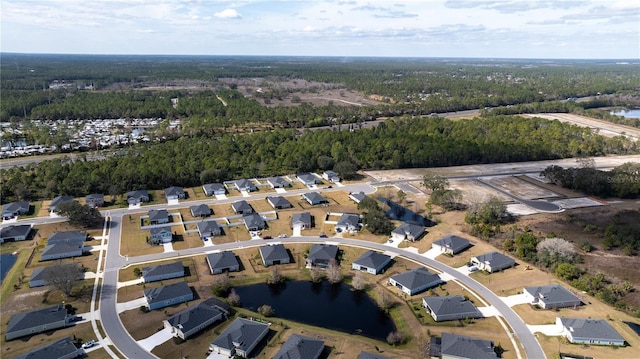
[1, 0, 638, 59]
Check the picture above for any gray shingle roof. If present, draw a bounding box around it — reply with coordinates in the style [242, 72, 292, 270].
[164, 186, 185, 197]
[197, 220, 221, 235]
[433, 234, 471, 254]
[267, 196, 293, 209]
[273, 334, 325, 359]
[232, 200, 253, 213]
[352, 250, 391, 269]
[349, 192, 368, 203]
[7, 305, 68, 334]
[30, 264, 83, 286]
[441, 333, 497, 359]
[267, 177, 289, 187]
[13, 336, 78, 359]
[302, 192, 327, 204]
[357, 352, 390, 359]
[422, 295, 481, 318]
[524, 284, 581, 306]
[41, 242, 84, 259]
[259, 244, 289, 262]
[243, 213, 265, 230]
[559, 317, 625, 342]
[144, 281, 192, 305]
[127, 190, 149, 201]
[203, 183, 225, 195]
[210, 318, 269, 354]
[49, 195, 74, 209]
[308, 244, 338, 263]
[142, 262, 184, 279]
[235, 179, 255, 190]
[150, 227, 172, 236]
[337, 213, 360, 228]
[190, 204, 212, 217]
[297, 173, 317, 183]
[206, 251, 240, 271]
[47, 231, 87, 244]
[291, 212, 312, 227]
[0, 225, 32, 240]
[390, 268, 441, 291]
[165, 299, 224, 335]
[391, 222, 425, 240]
[2, 201, 29, 215]
[473, 251, 515, 269]
[149, 209, 169, 222]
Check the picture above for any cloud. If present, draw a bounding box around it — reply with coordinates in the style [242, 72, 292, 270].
[444, 0, 590, 14]
[214, 8, 241, 19]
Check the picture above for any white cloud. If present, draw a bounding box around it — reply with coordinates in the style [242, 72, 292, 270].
[214, 8, 241, 19]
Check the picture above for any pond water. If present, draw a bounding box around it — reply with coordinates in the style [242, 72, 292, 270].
[0, 254, 17, 284]
[610, 109, 640, 119]
[379, 197, 433, 227]
[232, 280, 396, 340]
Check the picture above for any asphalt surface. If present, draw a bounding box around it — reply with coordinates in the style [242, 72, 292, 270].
[475, 178, 563, 212]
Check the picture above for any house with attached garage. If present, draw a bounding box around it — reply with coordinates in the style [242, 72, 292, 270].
[5, 304, 73, 341]
[206, 251, 241, 274]
[148, 209, 170, 224]
[127, 190, 149, 205]
[302, 192, 328, 206]
[352, 250, 391, 274]
[523, 284, 582, 309]
[2, 200, 30, 218]
[267, 176, 290, 189]
[349, 191, 368, 204]
[144, 281, 194, 310]
[430, 333, 498, 359]
[0, 224, 32, 243]
[203, 183, 226, 196]
[48, 231, 88, 244]
[209, 318, 269, 358]
[13, 336, 80, 359]
[164, 298, 228, 340]
[49, 195, 75, 212]
[422, 295, 482, 322]
[470, 251, 515, 273]
[322, 170, 340, 183]
[391, 222, 426, 242]
[259, 243, 290, 266]
[164, 186, 186, 201]
[556, 317, 625, 346]
[273, 334, 325, 359]
[291, 212, 313, 230]
[389, 267, 443, 295]
[141, 261, 185, 283]
[243, 213, 266, 232]
[85, 193, 104, 208]
[149, 227, 173, 244]
[335, 213, 361, 233]
[306, 244, 338, 268]
[232, 200, 254, 214]
[296, 172, 321, 186]
[267, 196, 293, 209]
[235, 179, 257, 192]
[432, 234, 471, 255]
[197, 220, 222, 239]
[40, 241, 85, 261]
[30, 264, 83, 288]
[190, 204, 212, 218]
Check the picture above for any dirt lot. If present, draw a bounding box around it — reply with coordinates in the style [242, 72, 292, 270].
[525, 113, 640, 140]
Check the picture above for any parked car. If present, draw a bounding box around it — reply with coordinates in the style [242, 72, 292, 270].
[82, 340, 96, 349]
[278, 234, 287, 238]
[263, 236, 272, 239]
[319, 234, 328, 238]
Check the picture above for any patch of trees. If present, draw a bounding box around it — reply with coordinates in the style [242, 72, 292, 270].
[54, 200, 104, 228]
[43, 264, 85, 297]
[358, 197, 394, 236]
[541, 162, 640, 198]
[465, 196, 510, 238]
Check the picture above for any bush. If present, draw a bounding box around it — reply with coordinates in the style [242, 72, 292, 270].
[257, 305, 275, 317]
[386, 331, 405, 346]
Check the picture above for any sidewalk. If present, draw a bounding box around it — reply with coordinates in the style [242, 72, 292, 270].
[117, 278, 144, 288]
[116, 297, 148, 313]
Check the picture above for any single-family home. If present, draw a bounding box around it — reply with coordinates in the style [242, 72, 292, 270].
[209, 318, 269, 358]
[389, 267, 443, 295]
[85, 193, 104, 208]
[144, 281, 194, 310]
[336, 213, 361, 233]
[149, 227, 173, 244]
[235, 179, 257, 192]
[471, 252, 516, 273]
[291, 212, 313, 230]
[127, 190, 149, 205]
[2, 201, 30, 218]
[243, 213, 266, 232]
[349, 192, 368, 204]
[306, 244, 339, 268]
[432, 235, 471, 255]
[164, 186, 186, 201]
[296, 173, 321, 186]
[391, 222, 426, 242]
[148, 209, 170, 224]
[49, 195, 74, 212]
[206, 251, 241, 274]
[322, 170, 340, 183]
[164, 298, 227, 340]
[266, 176, 290, 189]
[430, 333, 498, 359]
[40, 241, 85, 261]
[232, 200, 254, 214]
[13, 336, 80, 359]
[557, 317, 625, 346]
[523, 284, 582, 309]
[203, 183, 226, 197]
[197, 220, 222, 239]
[267, 196, 293, 209]
[48, 231, 87, 244]
[142, 262, 185, 283]
[259, 244, 290, 266]
[302, 192, 328, 206]
[0, 224, 32, 243]
[30, 264, 83, 288]
[5, 304, 72, 341]
[273, 334, 325, 359]
[358, 352, 390, 359]
[422, 295, 482, 322]
[190, 204, 212, 218]
[352, 250, 392, 275]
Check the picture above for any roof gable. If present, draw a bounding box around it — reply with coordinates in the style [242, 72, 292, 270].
[260, 244, 289, 261]
[7, 305, 68, 333]
[142, 262, 184, 279]
[391, 267, 441, 290]
[353, 250, 391, 268]
[144, 281, 192, 304]
[13, 336, 77, 359]
[441, 333, 497, 359]
[308, 244, 338, 262]
[524, 284, 581, 304]
[211, 318, 269, 353]
[422, 295, 480, 317]
[207, 251, 240, 270]
[433, 234, 471, 252]
[273, 334, 325, 359]
[166, 300, 224, 333]
[559, 317, 625, 341]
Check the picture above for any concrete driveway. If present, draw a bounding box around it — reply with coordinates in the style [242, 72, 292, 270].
[137, 327, 174, 351]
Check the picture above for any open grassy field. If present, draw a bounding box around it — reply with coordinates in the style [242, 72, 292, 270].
[119, 213, 165, 256]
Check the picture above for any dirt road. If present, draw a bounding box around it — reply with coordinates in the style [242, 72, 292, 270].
[524, 113, 640, 140]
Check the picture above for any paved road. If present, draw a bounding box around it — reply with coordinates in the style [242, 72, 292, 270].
[475, 178, 563, 212]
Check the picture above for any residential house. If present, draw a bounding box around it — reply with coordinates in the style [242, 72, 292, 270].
[235, 179, 257, 192]
[13, 336, 80, 359]
[30, 264, 83, 288]
[243, 213, 266, 232]
[432, 235, 471, 255]
[302, 192, 328, 206]
[40, 241, 85, 261]
[5, 305, 72, 341]
[267, 196, 293, 209]
[336, 213, 361, 233]
[144, 281, 194, 310]
[206, 251, 241, 274]
[49, 195, 74, 212]
[149, 227, 173, 244]
[358, 352, 390, 359]
[232, 200, 254, 214]
[142, 262, 185, 283]
[266, 176, 290, 189]
[296, 173, 321, 186]
[523, 284, 582, 309]
[471, 252, 516, 273]
[2, 200, 30, 218]
[203, 183, 226, 196]
[0, 224, 32, 243]
[322, 170, 340, 183]
[197, 220, 222, 239]
[291, 212, 313, 230]
[209, 318, 269, 358]
[164, 298, 227, 340]
[422, 295, 482, 322]
[190, 204, 212, 218]
[430, 333, 498, 359]
[306, 244, 338, 268]
[85, 193, 104, 208]
[351, 250, 392, 274]
[48, 231, 87, 244]
[273, 334, 325, 359]
[391, 222, 426, 242]
[557, 317, 625, 346]
[389, 267, 443, 295]
[148, 209, 170, 224]
[127, 190, 149, 205]
[349, 192, 368, 204]
[164, 186, 186, 201]
[259, 244, 290, 266]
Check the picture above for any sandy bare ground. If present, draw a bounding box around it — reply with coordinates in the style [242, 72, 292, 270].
[524, 113, 640, 140]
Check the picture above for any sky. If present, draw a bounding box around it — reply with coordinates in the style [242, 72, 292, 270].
[1, 0, 639, 59]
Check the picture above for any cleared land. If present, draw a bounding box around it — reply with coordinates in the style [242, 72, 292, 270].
[525, 113, 640, 140]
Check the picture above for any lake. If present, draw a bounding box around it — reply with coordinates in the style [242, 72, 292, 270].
[610, 109, 640, 119]
[0, 254, 18, 285]
[233, 280, 396, 340]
